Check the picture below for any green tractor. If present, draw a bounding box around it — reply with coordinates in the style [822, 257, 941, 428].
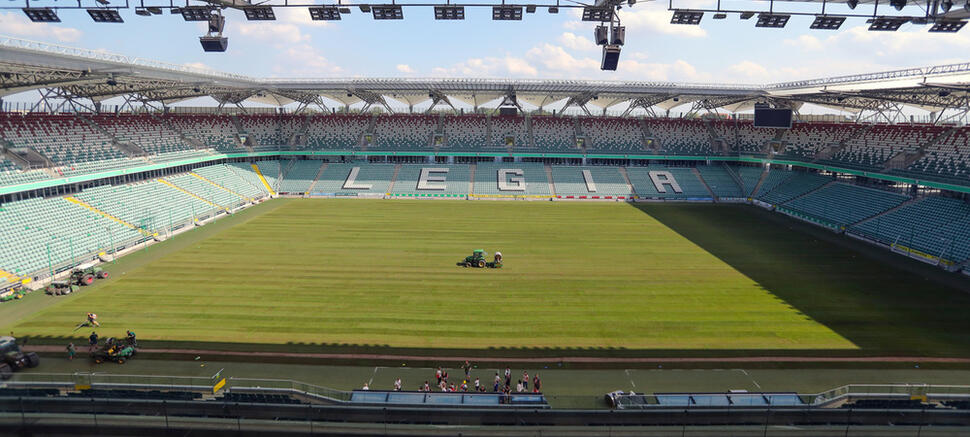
[0, 336, 40, 380]
[69, 266, 109, 287]
[45, 281, 80, 296]
[91, 336, 137, 364]
[458, 250, 503, 269]
[0, 284, 27, 303]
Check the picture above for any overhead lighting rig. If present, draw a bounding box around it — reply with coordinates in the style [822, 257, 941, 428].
[87, 9, 124, 22]
[372, 5, 403, 19]
[308, 6, 341, 20]
[670, 10, 703, 25]
[755, 13, 790, 28]
[22, 8, 60, 22]
[493, 5, 523, 20]
[434, 5, 464, 19]
[243, 7, 276, 21]
[810, 15, 845, 30]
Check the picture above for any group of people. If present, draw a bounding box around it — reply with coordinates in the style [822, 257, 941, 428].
[64, 312, 136, 360]
[363, 361, 542, 394]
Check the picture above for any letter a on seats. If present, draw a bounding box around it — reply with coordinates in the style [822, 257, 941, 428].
[498, 169, 526, 192]
[417, 168, 449, 190]
[343, 167, 372, 190]
[649, 171, 683, 193]
[582, 169, 597, 193]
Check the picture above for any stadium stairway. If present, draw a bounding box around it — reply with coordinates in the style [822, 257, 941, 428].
[64, 196, 154, 236]
[189, 172, 253, 203]
[158, 179, 226, 211]
[545, 164, 556, 196]
[618, 166, 635, 197]
[749, 169, 769, 197]
[250, 163, 276, 195]
[386, 164, 402, 193]
[691, 168, 717, 201]
[305, 162, 328, 194]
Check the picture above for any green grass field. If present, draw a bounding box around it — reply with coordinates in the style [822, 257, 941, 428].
[4, 199, 970, 357]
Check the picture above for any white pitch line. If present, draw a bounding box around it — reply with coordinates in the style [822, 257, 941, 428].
[368, 366, 381, 385]
[624, 369, 636, 389]
[736, 369, 762, 389]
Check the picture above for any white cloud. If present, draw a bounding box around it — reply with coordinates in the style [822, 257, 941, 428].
[183, 62, 211, 71]
[617, 58, 712, 82]
[558, 32, 598, 51]
[396, 64, 414, 73]
[236, 23, 310, 45]
[274, 7, 333, 28]
[273, 44, 343, 76]
[433, 54, 538, 77]
[783, 35, 824, 52]
[526, 44, 599, 73]
[727, 60, 771, 82]
[0, 12, 82, 42]
[616, 7, 707, 38]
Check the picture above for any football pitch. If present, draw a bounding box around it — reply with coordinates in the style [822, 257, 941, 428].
[5, 199, 970, 357]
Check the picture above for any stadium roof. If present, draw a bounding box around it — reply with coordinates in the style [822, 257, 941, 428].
[1, 35, 969, 117]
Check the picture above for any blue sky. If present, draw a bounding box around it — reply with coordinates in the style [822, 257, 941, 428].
[1, 0, 967, 84]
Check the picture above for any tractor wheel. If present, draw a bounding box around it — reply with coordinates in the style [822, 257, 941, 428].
[464, 262, 471, 268]
[477, 260, 485, 268]
[81, 274, 94, 286]
[0, 364, 12, 380]
[25, 353, 40, 368]
[98, 271, 110, 280]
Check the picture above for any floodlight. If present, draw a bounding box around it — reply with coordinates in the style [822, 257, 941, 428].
[135, 8, 151, 16]
[594, 25, 608, 45]
[846, 0, 858, 8]
[309, 6, 341, 20]
[548, 6, 559, 13]
[372, 5, 403, 19]
[965, 0, 970, 12]
[670, 10, 703, 25]
[601, 45, 620, 71]
[582, 7, 613, 21]
[339, 7, 352, 14]
[868, 16, 908, 30]
[434, 5, 464, 20]
[739, 11, 755, 19]
[810, 15, 846, 29]
[526, 5, 536, 13]
[181, 6, 212, 21]
[941, 0, 953, 12]
[890, 0, 906, 10]
[170, 7, 182, 14]
[243, 7, 275, 21]
[95, 0, 110, 5]
[359, 5, 371, 12]
[200, 36, 228, 52]
[713, 13, 727, 19]
[612, 26, 625, 45]
[929, 20, 966, 32]
[147, 7, 162, 14]
[22, 8, 60, 22]
[755, 13, 790, 28]
[493, 5, 523, 20]
[87, 9, 124, 23]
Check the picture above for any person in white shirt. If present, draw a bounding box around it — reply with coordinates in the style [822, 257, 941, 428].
[393, 378, 402, 391]
[362, 382, 369, 391]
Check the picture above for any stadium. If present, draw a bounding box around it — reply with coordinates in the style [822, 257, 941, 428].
[1, 2, 970, 432]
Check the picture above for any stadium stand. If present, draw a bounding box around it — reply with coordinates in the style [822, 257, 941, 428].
[89, 114, 190, 155]
[822, 124, 946, 171]
[372, 114, 435, 151]
[278, 160, 324, 194]
[390, 164, 471, 196]
[256, 160, 282, 191]
[226, 162, 271, 195]
[443, 115, 490, 151]
[491, 116, 529, 149]
[0, 195, 141, 276]
[893, 126, 970, 184]
[163, 114, 241, 151]
[752, 170, 793, 199]
[778, 122, 857, 160]
[237, 115, 286, 149]
[645, 119, 714, 155]
[0, 167, 49, 187]
[757, 171, 831, 205]
[627, 166, 711, 199]
[551, 166, 631, 197]
[529, 116, 575, 151]
[304, 115, 369, 150]
[849, 196, 970, 263]
[579, 117, 643, 153]
[312, 162, 395, 195]
[782, 183, 910, 227]
[472, 162, 551, 196]
[0, 113, 123, 164]
[193, 164, 267, 199]
[164, 173, 245, 209]
[696, 165, 744, 199]
[74, 179, 220, 234]
[733, 166, 765, 197]
[711, 120, 772, 155]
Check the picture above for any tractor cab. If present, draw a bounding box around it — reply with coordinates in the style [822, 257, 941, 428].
[461, 250, 488, 268]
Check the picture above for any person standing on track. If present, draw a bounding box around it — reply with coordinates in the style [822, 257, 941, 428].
[88, 331, 99, 352]
[523, 370, 529, 391]
[66, 343, 76, 361]
[504, 367, 511, 387]
[462, 360, 472, 379]
[533, 373, 541, 393]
